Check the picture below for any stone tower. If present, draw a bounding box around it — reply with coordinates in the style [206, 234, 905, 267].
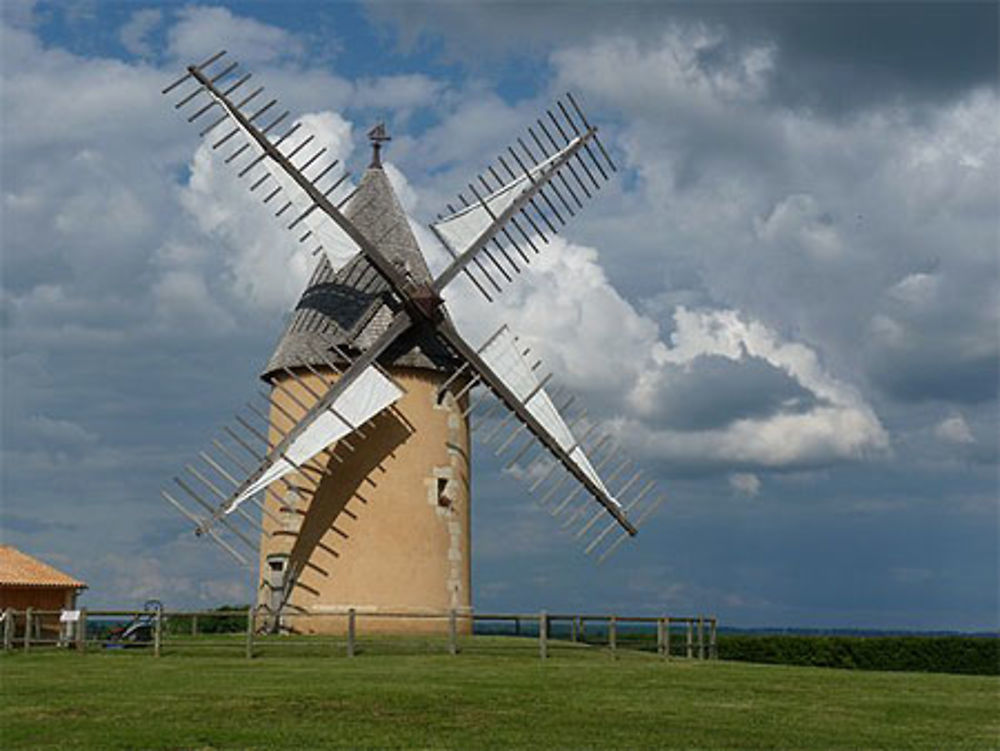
[256, 149, 471, 633]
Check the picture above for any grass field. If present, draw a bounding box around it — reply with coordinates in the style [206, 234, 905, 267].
[2, 638, 997, 750]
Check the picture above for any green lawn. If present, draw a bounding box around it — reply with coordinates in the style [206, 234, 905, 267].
[2, 639, 997, 750]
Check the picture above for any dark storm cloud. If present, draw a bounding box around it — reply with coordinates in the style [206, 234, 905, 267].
[645, 353, 821, 431]
[871, 350, 999, 404]
[695, 2, 999, 113]
[367, 1, 998, 111]
[862, 266, 1000, 405]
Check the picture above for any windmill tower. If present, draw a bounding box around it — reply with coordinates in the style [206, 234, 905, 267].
[259, 129, 472, 632]
[159, 52, 667, 633]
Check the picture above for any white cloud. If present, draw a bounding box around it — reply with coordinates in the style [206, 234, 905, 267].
[53, 171, 154, 245]
[869, 314, 907, 348]
[630, 308, 889, 467]
[2, 49, 171, 151]
[729, 472, 761, 496]
[119, 8, 162, 58]
[99, 549, 249, 607]
[552, 25, 776, 113]
[934, 414, 975, 445]
[625, 307, 889, 468]
[166, 6, 305, 65]
[176, 110, 356, 313]
[754, 193, 843, 261]
[445, 237, 662, 396]
[888, 272, 940, 306]
[152, 270, 236, 334]
[443, 231, 886, 470]
[550, 30, 998, 409]
[654, 308, 867, 410]
[402, 89, 533, 179]
[351, 74, 444, 118]
[0, 0, 41, 29]
[25, 415, 99, 448]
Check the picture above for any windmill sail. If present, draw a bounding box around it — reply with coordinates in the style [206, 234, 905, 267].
[433, 319, 642, 539]
[164, 51, 417, 305]
[477, 326, 617, 506]
[431, 138, 582, 259]
[429, 94, 616, 299]
[188, 309, 414, 538]
[201, 87, 362, 271]
[226, 363, 405, 513]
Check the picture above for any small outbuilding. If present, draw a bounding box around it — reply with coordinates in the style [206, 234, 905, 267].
[0, 545, 87, 613]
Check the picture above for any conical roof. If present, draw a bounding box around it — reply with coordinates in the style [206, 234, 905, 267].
[263, 166, 454, 379]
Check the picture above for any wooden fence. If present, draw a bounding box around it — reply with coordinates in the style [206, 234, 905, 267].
[0, 607, 718, 661]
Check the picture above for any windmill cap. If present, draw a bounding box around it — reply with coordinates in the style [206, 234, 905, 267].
[262, 165, 455, 379]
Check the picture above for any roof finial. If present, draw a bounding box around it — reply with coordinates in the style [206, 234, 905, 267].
[367, 121, 391, 169]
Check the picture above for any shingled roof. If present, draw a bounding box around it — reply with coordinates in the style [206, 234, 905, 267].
[263, 164, 455, 379]
[0, 546, 86, 589]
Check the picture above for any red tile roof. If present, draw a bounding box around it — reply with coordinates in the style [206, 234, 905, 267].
[0, 546, 86, 588]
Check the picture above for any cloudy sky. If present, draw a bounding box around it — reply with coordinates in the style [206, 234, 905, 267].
[2, 1, 996, 631]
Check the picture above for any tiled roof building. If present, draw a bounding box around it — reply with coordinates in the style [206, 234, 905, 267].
[0, 546, 86, 612]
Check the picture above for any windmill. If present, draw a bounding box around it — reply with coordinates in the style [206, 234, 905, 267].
[159, 51, 666, 632]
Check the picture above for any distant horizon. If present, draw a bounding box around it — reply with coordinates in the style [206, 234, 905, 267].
[66, 589, 1000, 638]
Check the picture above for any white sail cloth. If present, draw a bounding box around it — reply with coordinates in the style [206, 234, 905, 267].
[227, 365, 404, 513]
[478, 327, 619, 507]
[430, 136, 582, 254]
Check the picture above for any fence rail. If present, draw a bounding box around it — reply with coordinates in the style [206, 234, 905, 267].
[0, 606, 718, 661]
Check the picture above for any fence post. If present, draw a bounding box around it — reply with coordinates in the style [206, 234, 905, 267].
[580, 617, 586, 643]
[570, 615, 578, 643]
[539, 611, 547, 660]
[191, 614, 198, 637]
[657, 617, 665, 658]
[710, 617, 718, 660]
[665, 617, 671, 659]
[346, 608, 356, 658]
[448, 609, 458, 656]
[154, 608, 162, 658]
[78, 608, 87, 653]
[698, 615, 705, 660]
[3, 608, 12, 651]
[609, 615, 617, 657]
[245, 606, 255, 659]
[23, 608, 32, 652]
[514, 616, 521, 636]
[686, 620, 693, 658]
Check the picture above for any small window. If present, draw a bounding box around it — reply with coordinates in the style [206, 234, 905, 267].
[265, 556, 286, 593]
[437, 477, 451, 508]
